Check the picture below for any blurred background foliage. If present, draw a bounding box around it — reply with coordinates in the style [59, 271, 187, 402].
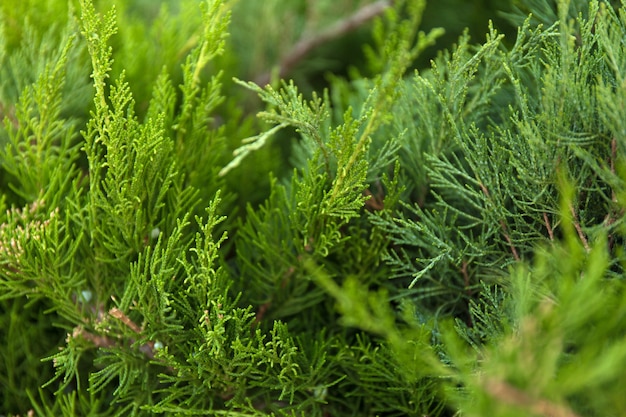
[0, 0, 520, 101]
[4, 0, 619, 100]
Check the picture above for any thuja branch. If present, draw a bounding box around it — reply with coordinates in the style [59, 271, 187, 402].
[327, 111, 374, 206]
[255, 0, 394, 86]
[79, 0, 117, 119]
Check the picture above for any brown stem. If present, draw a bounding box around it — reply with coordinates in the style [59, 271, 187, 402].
[254, 302, 271, 325]
[460, 260, 471, 291]
[107, 308, 164, 362]
[255, 0, 394, 86]
[500, 220, 520, 261]
[363, 181, 385, 211]
[109, 307, 142, 334]
[569, 203, 590, 252]
[543, 212, 554, 241]
[71, 326, 116, 349]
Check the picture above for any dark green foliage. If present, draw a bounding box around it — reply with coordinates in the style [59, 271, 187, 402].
[1, 0, 626, 416]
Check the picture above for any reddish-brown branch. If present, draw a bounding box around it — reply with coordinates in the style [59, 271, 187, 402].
[364, 181, 385, 211]
[71, 325, 161, 360]
[460, 260, 471, 291]
[478, 181, 491, 199]
[500, 220, 520, 261]
[70, 308, 173, 368]
[255, 0, 393, 86]
[543, 212, 554, 241]
[110, 307, 142, 334]
[569, 203, 590, 252]
[255, 302, 271, 325]
[71, 326, 116, 349]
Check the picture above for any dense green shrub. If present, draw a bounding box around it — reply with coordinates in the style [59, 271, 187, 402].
[1, 0, 626, 416]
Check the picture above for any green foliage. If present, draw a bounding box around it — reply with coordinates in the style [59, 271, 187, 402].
[1, 0, 626, 416]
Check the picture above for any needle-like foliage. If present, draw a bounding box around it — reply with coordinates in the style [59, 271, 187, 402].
[1, 0, 626, 416]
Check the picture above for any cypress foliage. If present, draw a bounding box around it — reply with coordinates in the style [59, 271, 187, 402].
[1, 0, 626, 416]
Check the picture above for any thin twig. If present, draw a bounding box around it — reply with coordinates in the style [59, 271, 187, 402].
[110, 307, 142, 334]
[460, 260, 471, 290]
[543, 212, 554, 241]
[363, 180, 385, 211]
[255, 302, 271, 325]
[500, 220, 520, 261]
[569, 203, 590, 252]
[71, 326, 116, 349]
[255, 0, 393, 86]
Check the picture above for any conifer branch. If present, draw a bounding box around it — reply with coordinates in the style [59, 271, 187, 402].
[71, 307, 168, 365]
[255, 0, 394, 86]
